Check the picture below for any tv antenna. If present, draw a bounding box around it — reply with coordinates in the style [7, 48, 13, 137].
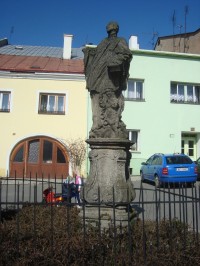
[184, 5, 189, 52]
[184, 5, 189, 33]
[9, 26, 14, 44]
[177, 24, 183, 34]
[172, 10, 176, 35]
[151, 30, 158, 49]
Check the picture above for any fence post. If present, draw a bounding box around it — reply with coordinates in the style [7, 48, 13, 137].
[0, 181, 2, 222]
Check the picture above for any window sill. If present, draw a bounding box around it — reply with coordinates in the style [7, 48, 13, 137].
[170, 101, 200, 105]
[125, 98, 145, 102]
[38, 111, 65, 115]
[0, 109, 10, 113]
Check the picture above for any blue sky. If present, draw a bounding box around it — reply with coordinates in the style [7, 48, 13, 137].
[1, 0, 200, 50]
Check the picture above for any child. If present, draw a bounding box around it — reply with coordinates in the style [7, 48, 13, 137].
[75, 174, 82, 207]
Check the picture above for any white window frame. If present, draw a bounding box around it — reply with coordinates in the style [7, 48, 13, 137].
[38, 92, 66, 114]
[128, 129, 140, 152]
[0, 91, 11, 112]
[170, 83, 200, 104]
[124, 79, 144, 100]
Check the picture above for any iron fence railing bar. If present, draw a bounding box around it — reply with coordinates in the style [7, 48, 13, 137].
[135, 186, 200, 201]
[178, 184, 182, 222]
[97, 185, 103, 265]
[0, 181, 2, 223]
[36, 173, 38, 202]
[54, 173, 56, 195]
[98, 186, 101, 232]
[1, 199, 198, 206]
[33, 185, 37, 249]
[50, 198, 54, 258]
[183, 184, 189, 233]
[167, 183, 173, 252]
[191, 184, 195, 233]
[29, 172, 32, 202]
[155, 186, 160, 250]
[184, 184, 188, 225]
[141, 181, 147, 265]
[22, 174, 24, 203]
[172, 183, 176, 219]
[1, 176, 197, 200]
[41, 173, 44, 198]
[48, 174, 50, 189]
[195, 185, 199, 238]
[158, 187, 161, 221]
[14, 171, 17, 205]
[82, 186, 86, 266]
[127, 187, 133, 264]
[112, 186, 116, 266]
[193, 184, 198, 244]
[6, 175, 8, 209]
[163, 185, 166, 221]
[16, 183, 20, 258]
[1, 198, 198, 206]
[138, 181, 143, 204]
[168, 184, 172, 218]
[182, 185, 187, 250]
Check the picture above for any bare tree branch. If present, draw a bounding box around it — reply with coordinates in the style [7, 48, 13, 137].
[67, 139, 86, 175]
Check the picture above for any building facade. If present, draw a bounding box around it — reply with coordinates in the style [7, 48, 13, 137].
[154, 28, 200, 54]
[1, 33, 200, 179]
[0, 38, 87, 178]
[124, 49, 200, 175]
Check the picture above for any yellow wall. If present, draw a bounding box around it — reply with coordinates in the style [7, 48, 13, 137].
[0, 74, 87, 176]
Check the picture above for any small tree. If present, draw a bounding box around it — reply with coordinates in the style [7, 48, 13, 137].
[67, 139, 86, 176]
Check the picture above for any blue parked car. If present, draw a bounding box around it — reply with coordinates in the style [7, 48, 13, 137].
[140, 153, 197, 187]
[194, 157, 200, 180]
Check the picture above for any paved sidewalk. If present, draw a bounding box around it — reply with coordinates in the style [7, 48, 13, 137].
[131, 175, 140, 182]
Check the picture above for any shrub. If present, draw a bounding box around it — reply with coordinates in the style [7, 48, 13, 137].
[0, 205, 200, 265]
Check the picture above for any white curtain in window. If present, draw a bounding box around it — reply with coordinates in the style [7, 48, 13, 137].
[177, 85, 184, 102]
[128, 80, 135, 98]
[2, 93, 9, 109]
[187, 85, 193, 102]
[129, 131, 138, 151]
[48, 96, 55, 111]
[136, 82, 142, 99]
[194, 86, 199, 103]
[170, 84, 177, 101]
[58, 96, 64, 111]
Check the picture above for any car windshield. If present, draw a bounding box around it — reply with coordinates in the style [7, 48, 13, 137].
[166, 156, 192, 165]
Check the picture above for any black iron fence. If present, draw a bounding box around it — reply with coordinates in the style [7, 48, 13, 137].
[1, 176, 200, 265]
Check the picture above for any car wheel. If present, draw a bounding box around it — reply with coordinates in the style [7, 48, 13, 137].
[140, 171, 145, 182]
[154, 175, 161, 188]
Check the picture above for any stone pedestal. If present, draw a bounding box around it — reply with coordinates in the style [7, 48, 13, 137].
[80, 138, 136, 227]
[80, 205, 136, 228]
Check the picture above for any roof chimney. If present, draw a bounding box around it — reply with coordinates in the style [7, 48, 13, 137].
[63, 34, 73, 59]
[129, 36, 139, 50]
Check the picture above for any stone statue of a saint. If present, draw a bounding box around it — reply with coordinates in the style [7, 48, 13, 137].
[83, 21, 132, 139]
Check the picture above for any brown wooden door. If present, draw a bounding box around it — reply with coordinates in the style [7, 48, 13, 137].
[10, 137, 69, 179]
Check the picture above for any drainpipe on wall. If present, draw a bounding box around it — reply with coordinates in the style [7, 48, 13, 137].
[63, 34, 73, 59]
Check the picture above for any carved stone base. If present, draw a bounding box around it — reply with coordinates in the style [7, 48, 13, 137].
[81, 138, 136, 204]
[80, 205, 136, 228]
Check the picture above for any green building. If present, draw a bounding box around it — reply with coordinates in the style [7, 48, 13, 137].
[124, 49, 200, 176]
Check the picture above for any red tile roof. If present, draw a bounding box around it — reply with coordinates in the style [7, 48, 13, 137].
[0, 54, 84, 74]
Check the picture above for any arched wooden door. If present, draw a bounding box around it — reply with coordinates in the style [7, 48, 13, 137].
[10, 136, 69, 179]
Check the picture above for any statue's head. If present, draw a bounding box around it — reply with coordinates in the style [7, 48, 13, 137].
[106, 21, 119, 34]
